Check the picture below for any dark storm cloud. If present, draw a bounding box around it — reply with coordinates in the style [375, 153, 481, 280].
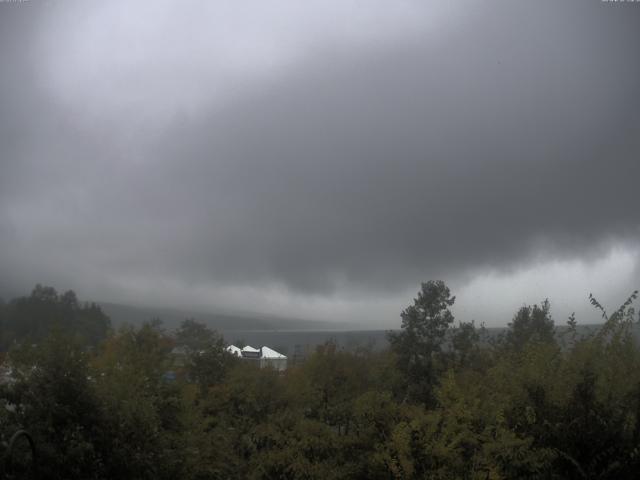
[0, 0, 639, 321]
[143, 1, 640, 294]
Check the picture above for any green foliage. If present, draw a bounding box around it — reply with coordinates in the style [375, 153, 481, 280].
[89, 320, 185, 479]
[2, 335, 105, 479]
[504, 299, 556, 350]
[388, 280, 456, 405]
[174, 319, 237, 391]
[175, 318, 217, 352]
[0, 285, 110, 349]
[1, 324, 186, 480]
[450, 320, 483, 369]
[1, 283, 640, 479]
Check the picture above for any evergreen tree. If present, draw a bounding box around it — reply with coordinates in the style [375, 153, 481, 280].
[388, 280, 455, 405]
[505, 299, 555, 350]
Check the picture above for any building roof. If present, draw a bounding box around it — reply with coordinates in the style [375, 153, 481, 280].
[261, 346, 286, 359]
[226, 344, 286, 360]
[226, 345, 242, 357]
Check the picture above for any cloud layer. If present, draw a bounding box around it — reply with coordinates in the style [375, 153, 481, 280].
[1, 0, 639, 326]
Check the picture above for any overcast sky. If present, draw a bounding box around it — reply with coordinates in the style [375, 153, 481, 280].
[1, 0, 639, 328]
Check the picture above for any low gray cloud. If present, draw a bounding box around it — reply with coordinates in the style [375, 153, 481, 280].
[1, 0, 639, 325]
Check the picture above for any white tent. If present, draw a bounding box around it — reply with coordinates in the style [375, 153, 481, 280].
[225, 344, 287, 371]
[260, 346, 287, 371]
[261, 346, 286, 359]
[226, 345, 242, 357]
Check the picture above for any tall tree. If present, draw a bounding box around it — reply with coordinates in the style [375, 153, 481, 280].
[505, 299, 555, 350]
[3, 334, 105, 480]
[175, 318, 217, 353]
[174, 319, 234, 391]
[451, 320, 481, 368]
[388, 280, 455, 405]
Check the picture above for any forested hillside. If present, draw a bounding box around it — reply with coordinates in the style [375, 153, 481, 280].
[1, 282, 640, 479]
[0, 285, 110, 350]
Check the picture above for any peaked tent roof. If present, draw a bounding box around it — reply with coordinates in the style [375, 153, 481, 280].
[261, 346, 286, 359]
[226, 345, 242, 357]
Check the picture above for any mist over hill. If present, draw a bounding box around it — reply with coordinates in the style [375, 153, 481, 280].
[100, 300, 640, 358]
[98, 301, 353, 332]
